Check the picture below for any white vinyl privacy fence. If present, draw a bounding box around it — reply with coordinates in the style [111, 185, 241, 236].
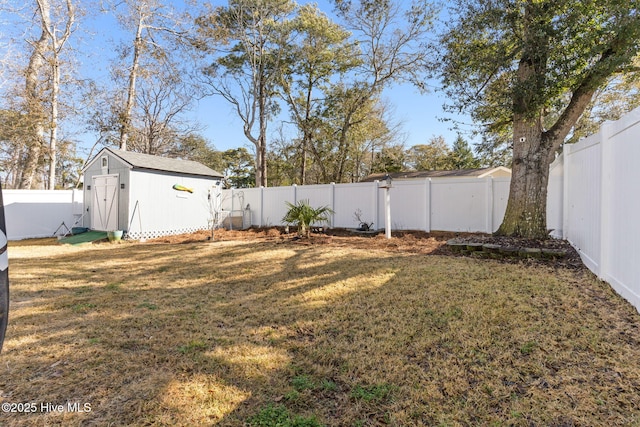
[222, 177, 513, 233]
[547, 107, 640, 311]
[3, 190, 83, 240]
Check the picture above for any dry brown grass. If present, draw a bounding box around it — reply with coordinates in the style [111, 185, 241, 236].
[1, 235, 640, 426]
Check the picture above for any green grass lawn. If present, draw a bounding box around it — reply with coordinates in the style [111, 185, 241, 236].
[1, 238, 639, 426]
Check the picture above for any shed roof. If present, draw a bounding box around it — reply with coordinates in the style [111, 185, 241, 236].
[361, 167, 511, 182]
[86, 147, 224, 178]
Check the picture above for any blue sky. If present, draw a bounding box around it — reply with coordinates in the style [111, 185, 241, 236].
[73, 0, 472, 154]
[192, 79, 470, 152]
[186, 0, 471, 153]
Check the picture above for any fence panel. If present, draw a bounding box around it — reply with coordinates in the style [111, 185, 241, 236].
[295, 184, 335, 226]
[430, 178, 489, 232]
[261, 186, 295, 226]
[546, 156, 564, 238]
[492, 178, 510, 233]
[602, 112, 640, 309]
[382, 180, 428, 231]
[222, 188, 262, 226]
[4, 190, 83, 240]
[564, 135, 602, 272]
[220, 190, 234, 211]
[333, 183, 377, 229]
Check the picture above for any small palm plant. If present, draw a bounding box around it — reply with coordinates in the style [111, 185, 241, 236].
[282, 200, 334, 238]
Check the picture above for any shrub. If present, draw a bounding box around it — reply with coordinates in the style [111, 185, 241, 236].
[282, 200, 334, 238]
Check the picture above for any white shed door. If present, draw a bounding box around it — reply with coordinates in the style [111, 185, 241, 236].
[92, 175, 119, 231]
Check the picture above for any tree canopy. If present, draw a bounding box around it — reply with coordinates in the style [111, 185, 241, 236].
[438, 0, 640, 237]
[5, 0, 639, 197]
[194, 0, 434, 187]
[195, 0, 296, 187]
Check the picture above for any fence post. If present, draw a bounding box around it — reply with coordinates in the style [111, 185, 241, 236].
[598, 121, 613, 281]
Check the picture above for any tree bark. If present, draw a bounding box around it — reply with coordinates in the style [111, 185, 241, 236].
[496, 5, 553, 238]
[299, 81, 314, 185]
[19, 0, 50, 189]
[308, 140, 328, 183]
[496, 116, 551, 238]
[40, 0, 74, 190]
[48, 61, 59, 190]
[256, 71, 267, 187]
[120, 13, 144, 151]
[335, 113, 353, 183]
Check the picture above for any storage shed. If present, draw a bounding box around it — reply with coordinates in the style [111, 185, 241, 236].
[82, 147, 224, 239]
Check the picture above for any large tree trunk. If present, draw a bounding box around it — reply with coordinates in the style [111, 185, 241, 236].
[48, 63, 59, 190]
[19, 132, 44, 189]
[496, 16, 597, 238]
[259, 142, 267, 187]
[256, 73, 268, 187]
[254, 130, 266, 187]
[496, 115, 552, 238]
[335, 115, 352, 182]
[41, 0, 74, 190]
[496, 20, 552, 239]
[308, 141, 328, 183]
[299, 81, 314, 185]
[120, 15, 144, 151]
[19, 2, 49, 190]
[299, 137, 307, 185]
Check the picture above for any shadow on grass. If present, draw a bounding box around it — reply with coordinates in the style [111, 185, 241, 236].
[2, 240, 640, 426]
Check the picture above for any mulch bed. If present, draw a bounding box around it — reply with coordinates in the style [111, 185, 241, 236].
[444, 234, 585, 270]
[145, 227, 586, 271]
